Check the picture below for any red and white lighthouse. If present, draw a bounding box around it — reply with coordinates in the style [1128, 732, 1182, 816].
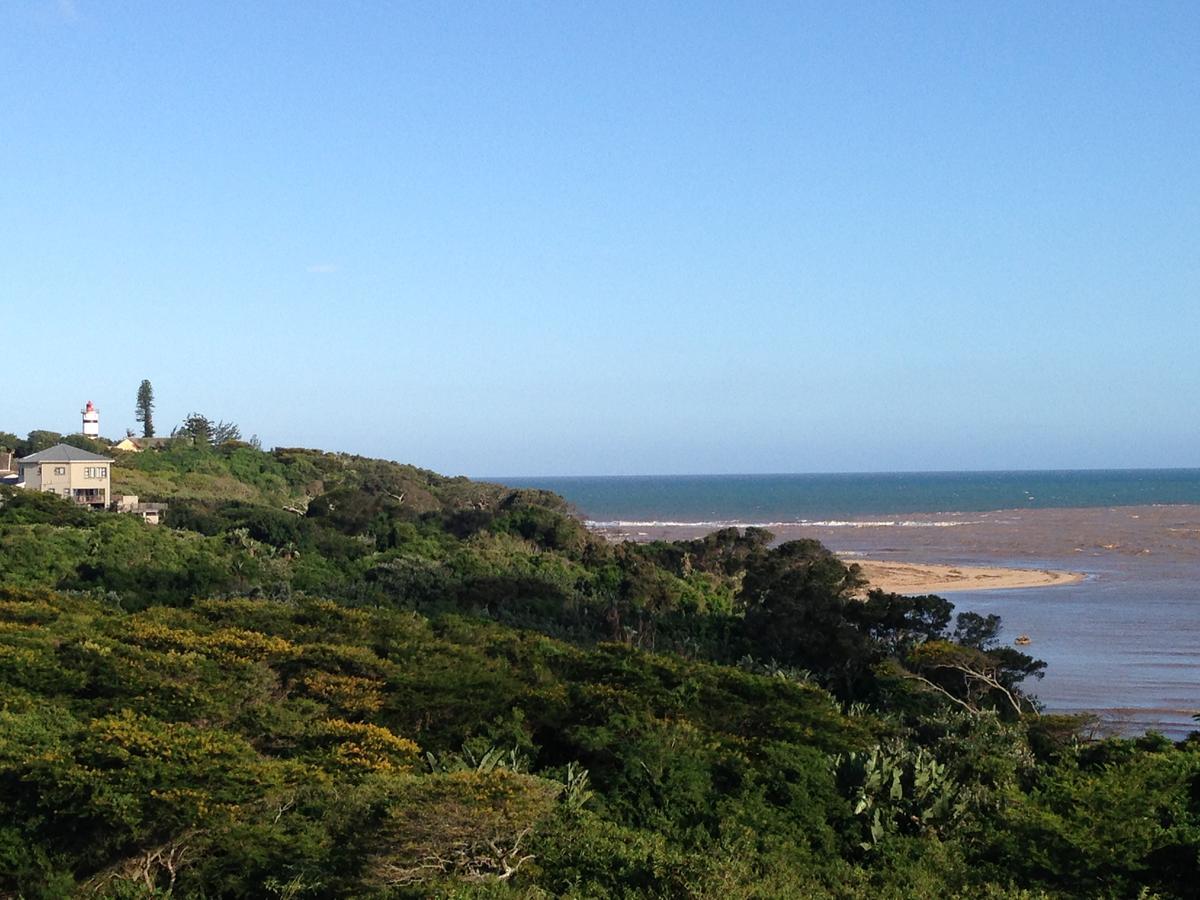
[81, 400, 100, 437]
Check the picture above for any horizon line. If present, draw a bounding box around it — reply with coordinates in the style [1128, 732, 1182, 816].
[478, 465, 1200, 481]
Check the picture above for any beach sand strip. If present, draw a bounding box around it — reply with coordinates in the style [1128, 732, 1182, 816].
[850, 559, 1085, 595]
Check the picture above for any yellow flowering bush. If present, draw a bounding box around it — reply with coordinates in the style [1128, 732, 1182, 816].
[315, 718, 421, 775]
[300, 670, 385, 716]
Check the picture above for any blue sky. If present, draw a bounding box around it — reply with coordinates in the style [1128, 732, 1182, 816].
[2, 1, 1197, 475]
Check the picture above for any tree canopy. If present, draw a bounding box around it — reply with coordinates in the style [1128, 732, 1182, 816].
[174, 413, 241, 447]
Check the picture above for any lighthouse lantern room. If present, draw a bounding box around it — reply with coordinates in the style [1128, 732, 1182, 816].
[82, 401, 100, 437]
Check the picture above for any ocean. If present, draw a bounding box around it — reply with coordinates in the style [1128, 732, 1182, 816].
[501, 470, 1200, 738]
[504, 469, 1200, 525]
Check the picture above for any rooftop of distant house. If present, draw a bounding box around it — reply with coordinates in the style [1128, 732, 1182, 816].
[18, 443, 115, 463]
[115, 436, 171, 451]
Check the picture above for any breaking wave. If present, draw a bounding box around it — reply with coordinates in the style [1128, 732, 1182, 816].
[585, 519, 979, 529]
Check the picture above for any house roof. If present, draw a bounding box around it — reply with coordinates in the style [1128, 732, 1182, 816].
[18, 443, 115, 464]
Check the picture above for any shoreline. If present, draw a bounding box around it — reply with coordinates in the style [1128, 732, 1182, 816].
[584, 501, 1200, 533]
[585, 509, 1120, 595]
[849, 559, 1086, 595]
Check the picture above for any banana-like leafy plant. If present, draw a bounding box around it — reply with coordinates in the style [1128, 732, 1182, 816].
[837, 742, 968, 850]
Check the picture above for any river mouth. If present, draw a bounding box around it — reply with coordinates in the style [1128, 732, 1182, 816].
[587, 504, 1200, 739]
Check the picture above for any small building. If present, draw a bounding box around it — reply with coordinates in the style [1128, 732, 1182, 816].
[112, 494, 168, 525]
[16, 443, 114, 509]
[113, 437, 170, 452]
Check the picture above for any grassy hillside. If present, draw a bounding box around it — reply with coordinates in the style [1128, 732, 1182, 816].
[111, 443, 562, 514]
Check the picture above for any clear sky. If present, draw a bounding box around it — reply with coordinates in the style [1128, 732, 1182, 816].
[2, 1, 1197, 475]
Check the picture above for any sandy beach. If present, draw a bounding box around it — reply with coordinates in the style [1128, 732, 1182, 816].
[850, 559, 1085, 595]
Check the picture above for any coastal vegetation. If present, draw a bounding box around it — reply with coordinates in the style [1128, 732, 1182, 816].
[1, 435, 1198, 897]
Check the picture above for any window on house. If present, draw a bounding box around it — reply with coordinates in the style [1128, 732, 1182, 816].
[55, 467, 66, 476]
[100, 467, 107, 477]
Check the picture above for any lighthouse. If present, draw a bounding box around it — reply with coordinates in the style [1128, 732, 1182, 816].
[81, 401, 100, 437]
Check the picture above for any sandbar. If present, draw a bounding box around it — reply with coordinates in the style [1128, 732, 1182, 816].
[849, 559, 1086, 595]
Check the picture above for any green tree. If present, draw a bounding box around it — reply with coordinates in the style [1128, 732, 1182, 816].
[176, 413, 214, 445]
[212, 420, 241, 445]
[174, 414, 240, 446]
[135, 379, 155, 437]
[21, 430, 63, 455]
[905, 640, 1044, 718]
[953, 611, 1003, 650]
[738, 539, 872, 693]
[61, 434, 109, 454]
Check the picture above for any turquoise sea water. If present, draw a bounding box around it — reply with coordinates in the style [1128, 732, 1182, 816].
[501, 469, 1200, 523]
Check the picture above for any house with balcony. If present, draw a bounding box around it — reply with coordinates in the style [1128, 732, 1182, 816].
[16, 443, 114, 509]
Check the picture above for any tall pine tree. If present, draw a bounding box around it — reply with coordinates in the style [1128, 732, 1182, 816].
[135, 379, 155, 437]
